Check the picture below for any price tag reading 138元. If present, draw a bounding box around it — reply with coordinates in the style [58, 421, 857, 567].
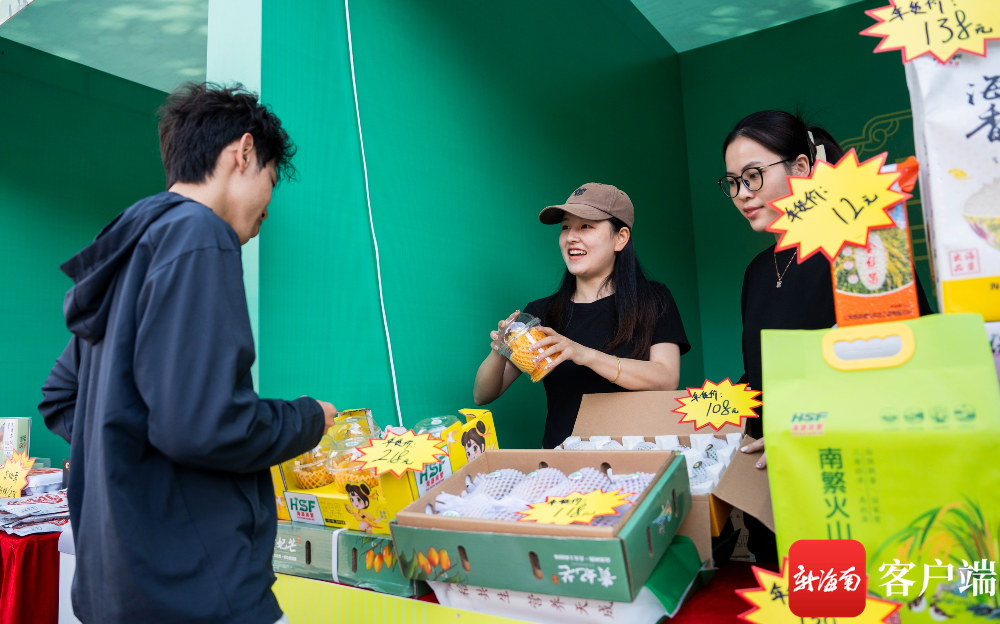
[517, 489, 633, 525]
[766, 150, 908, 264]
[862, 0, 1000, 63]
[355, 430, 447, 478]
[673, 379, 762, 430]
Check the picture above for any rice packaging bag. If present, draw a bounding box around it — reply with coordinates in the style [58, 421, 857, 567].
[763, 314, 1000, 622]
[907, 41, 1000, 319]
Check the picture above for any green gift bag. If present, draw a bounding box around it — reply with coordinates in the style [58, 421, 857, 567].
[763, 314, 1000, 622]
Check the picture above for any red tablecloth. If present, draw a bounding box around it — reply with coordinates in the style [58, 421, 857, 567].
[0, 531, 60, 624]
[672, 561, 781, 623]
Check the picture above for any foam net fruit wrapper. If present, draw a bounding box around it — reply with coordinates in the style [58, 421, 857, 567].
[507, 467, 569, 504]
[290, 445, 336, 490]
[434, 467, 656, 524]
[469, 469, 525, 499]
[508, 327, 553, 383]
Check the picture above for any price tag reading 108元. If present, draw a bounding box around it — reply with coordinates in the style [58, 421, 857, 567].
[673, 379, 762, 430]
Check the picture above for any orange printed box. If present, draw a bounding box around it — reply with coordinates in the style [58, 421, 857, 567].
[831, 160, 921, 327]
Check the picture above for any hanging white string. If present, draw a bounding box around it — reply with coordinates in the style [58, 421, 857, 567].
[344, 0, 404, 428]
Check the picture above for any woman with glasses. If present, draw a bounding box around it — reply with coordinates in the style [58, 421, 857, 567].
[718, 111, 932, 562]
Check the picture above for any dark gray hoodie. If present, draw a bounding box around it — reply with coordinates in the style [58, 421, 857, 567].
[39, 191, 324, 624]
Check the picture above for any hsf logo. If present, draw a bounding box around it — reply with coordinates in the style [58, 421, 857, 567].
[288, 498, 316, 515]
[790, 412, 828, 436]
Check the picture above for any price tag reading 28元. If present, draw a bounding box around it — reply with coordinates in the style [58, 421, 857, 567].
[673, 379, 762, 430]
[862, 0, 1000, 63]
[517, 489, 633, 525]
[766, 150, 908, 264]
[355, 430, 447, 478]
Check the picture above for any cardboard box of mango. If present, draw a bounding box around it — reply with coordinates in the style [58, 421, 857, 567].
[271, 408, 499, 534]
[272, 521, 430, 597]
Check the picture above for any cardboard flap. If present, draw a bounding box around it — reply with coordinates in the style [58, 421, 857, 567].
[711, 435, 774, 532]
[574, 391, 744, 437]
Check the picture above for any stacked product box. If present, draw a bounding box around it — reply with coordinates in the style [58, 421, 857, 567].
[271, 409, 499, 534]
[390, 448, 690, 603]
[272, 521, 430, 598]
[562, 391, 771, 567]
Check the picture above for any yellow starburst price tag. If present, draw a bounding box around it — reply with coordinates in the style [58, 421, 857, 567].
[517, 489, 632, 525]
[862, 0, 1000, 63]
[0, 451, 35, 499]
[766, 151, 908, 264]
[737, 559, 900, 623]
[673, 378, 762, 430]
[355, 430, 447, 478]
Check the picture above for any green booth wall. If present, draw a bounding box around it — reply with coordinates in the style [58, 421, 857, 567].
[0, 38, 166, 463]
[2, 0, 932, 461]
[258, 0, 702, 448]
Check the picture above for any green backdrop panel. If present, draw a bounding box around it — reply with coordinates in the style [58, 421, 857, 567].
[678, 0, 936, 384]
[0, 37, 166, 464]
[259, 0, 702, 449]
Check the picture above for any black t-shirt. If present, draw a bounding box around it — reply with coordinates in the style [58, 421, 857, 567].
[740, 245, 933, 439]
[524, 282, 690, 449]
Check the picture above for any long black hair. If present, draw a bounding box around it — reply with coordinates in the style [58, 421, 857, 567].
[543, 217, 668, 360]
[722, 110, 844, 169]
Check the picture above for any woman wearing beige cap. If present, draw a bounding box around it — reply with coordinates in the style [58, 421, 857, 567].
[473, 183, 690, 449]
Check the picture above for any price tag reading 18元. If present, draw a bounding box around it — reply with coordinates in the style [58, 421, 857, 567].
[0, 451, 35, 499]
[517, 489, 633, 525]
[766, 150, 908, 264]
[355, 430, 447, 478]
[862, 0, 1000, 63]
[673, 378, 762, 430]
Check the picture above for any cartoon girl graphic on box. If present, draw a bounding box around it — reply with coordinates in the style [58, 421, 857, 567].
[461, 421, 489, 463]
[344, 483, 380, 533]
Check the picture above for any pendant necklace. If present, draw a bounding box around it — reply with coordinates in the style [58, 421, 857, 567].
[774, 249, 796, 288]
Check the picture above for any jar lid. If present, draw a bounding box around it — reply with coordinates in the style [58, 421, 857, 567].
[413, 415, 461, 437]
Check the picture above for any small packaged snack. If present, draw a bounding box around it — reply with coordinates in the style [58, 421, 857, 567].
[496, 313, 559, 383]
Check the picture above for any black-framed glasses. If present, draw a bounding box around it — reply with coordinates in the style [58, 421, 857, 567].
[717, 160, 790, 198]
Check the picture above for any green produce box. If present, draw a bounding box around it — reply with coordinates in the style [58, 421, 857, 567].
[272, 522, 429, 597]
[764, 314, 1000, 622]
[390, 449, 690, 603]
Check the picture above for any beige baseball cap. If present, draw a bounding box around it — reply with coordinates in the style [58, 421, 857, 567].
[538, 183, 634, 228]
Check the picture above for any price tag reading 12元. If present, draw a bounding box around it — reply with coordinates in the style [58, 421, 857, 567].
[862, 0, 1000, 63]
[673, 379, 762, 430]
[766, 150, 908, 264]
[0, 451, 35, 499]
[517, 489, 633, 525]
[355, 430, 447, 478]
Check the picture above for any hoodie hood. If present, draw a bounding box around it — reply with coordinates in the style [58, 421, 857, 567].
[61, 192, 189, 343]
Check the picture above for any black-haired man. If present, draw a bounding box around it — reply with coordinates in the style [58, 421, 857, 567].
[39, 83, 332, 624]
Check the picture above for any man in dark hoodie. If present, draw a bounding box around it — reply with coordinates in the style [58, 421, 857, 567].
[38, 83, 336, 624]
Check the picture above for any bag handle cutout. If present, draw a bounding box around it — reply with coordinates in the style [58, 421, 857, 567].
[821, 323, 915, 371]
